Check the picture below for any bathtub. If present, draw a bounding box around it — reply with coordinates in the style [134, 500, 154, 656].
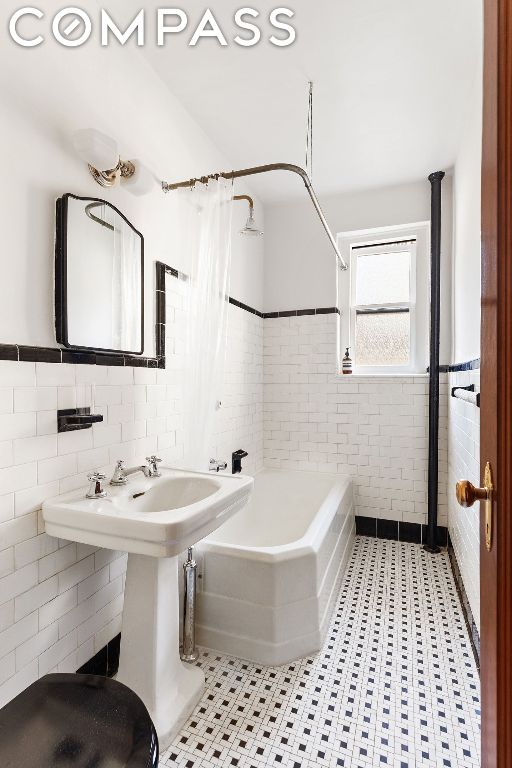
[195, 469, 354, 666]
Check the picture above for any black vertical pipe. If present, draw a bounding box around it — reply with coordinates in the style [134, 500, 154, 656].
[424, 171, 445, 554]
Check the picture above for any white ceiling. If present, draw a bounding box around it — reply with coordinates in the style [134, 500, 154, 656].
[115, 0, 482, 202]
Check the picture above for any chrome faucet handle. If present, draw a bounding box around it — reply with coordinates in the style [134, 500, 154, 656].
[110, 460, 128, 486]
[209, 459, 228, 473]
[145, 455, 162, 477]
[86, 471, 107, 499]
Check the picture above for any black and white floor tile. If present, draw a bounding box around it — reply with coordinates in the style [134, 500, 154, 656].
[160, 537, 481, 768]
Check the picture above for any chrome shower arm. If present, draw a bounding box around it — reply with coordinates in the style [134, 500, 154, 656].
[162, 163, 348, 271]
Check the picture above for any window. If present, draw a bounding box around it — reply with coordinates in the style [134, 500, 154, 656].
[338, 223, 430, 374]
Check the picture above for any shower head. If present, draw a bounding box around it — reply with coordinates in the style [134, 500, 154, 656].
[240, 211, 264, 237]
[233, 194, 264, 236]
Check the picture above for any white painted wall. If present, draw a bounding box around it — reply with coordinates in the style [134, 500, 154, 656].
[451, 63, 483, 363]
[448, 4, 482, 632]
[263, 178, 453, 364]
[0, 7, 264, 352]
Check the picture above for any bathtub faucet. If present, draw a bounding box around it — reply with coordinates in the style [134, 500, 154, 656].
[232, 450, 248, 474]
[209, 459, 228, 473]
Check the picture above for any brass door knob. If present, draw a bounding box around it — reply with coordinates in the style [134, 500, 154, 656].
[456, 480, 488, 507]
[455, 463, 494, 552]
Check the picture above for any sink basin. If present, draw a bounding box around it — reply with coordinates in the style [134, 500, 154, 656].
[125, 476, 220, 513]
[43, 467, 253, 557]
[41, 466, 253, 749]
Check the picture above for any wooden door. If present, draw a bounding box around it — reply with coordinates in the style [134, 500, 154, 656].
[480, 0, 512, 765]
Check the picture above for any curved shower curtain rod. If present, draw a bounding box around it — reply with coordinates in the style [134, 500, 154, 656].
[85, 202, 115, 231]
[162, 163, 348, 271]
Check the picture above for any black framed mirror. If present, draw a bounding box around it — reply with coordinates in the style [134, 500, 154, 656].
[55, 193, 144, 356]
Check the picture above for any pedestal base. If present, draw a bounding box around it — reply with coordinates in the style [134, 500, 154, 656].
[117, 554, 205, 750]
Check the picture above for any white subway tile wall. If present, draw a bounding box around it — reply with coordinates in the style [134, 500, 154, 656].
[447, 369, 480, 629]
[0, 290, 264, 707]
[0, 295, 464, 708]
[263, 314, 448, 526]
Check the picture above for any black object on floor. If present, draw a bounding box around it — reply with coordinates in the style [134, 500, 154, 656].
[0, 673, 159, 768]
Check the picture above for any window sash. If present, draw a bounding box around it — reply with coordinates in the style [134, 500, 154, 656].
[353, 305, 412, 314]
[351, 239, 416, 254]
[353, 308, 412, 369]
[349, 241, 417, 372]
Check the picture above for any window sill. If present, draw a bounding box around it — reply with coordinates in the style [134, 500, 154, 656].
[333, 372, 429, 380]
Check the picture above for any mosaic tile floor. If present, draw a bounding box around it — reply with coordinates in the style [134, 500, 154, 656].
[160, 537, 481, 768]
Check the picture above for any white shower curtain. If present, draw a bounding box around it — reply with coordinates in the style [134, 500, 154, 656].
[111, 216, 141, 352]
[179, 178, 234, 470]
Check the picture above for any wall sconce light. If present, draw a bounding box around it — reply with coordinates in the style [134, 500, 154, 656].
[72, 129, 155, 195]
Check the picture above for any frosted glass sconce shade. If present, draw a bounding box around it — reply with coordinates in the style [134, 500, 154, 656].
[72, 129, 119, 171]
[71, 129, 153, 192]
[122, 159, 156, 196]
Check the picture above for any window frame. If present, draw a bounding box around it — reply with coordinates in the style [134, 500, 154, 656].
[350, 240, 417, 374]
[337, 222, 430, 375]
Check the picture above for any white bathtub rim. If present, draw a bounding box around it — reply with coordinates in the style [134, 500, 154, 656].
[201, 474, 353, 564]
[199, 507, 355, 608]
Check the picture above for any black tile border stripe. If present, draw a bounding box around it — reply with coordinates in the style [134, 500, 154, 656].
[447, 533, 481, 669]
[0, 345, 19, 361]
[18, 346, 62, 363]
[440, 358, 480, 373]
[262, 307, 340, 319]
[229, 297, 264, 318]
[355, 515, 448, 547]
[0, 343, 159, 368]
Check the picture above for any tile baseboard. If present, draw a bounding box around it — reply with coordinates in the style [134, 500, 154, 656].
[77, 633, 121, 678]
[355, 515, 448, 547]
[447, 534, 480, 669]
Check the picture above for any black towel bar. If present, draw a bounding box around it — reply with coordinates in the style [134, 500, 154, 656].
[451, 384, 480, 407]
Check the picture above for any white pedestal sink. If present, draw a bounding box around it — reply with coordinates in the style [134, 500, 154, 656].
[42, 467, 253, 749]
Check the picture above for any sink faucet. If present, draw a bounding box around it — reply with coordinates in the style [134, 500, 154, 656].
[86, 471, 107, 499]
[209, 459, 228, 473]
[145, 455, 163, 477]
[110, 456, 162, 486]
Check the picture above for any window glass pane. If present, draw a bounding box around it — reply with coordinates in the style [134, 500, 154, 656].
[355, 249, 410, 305]
[355, 311, 410, 367]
